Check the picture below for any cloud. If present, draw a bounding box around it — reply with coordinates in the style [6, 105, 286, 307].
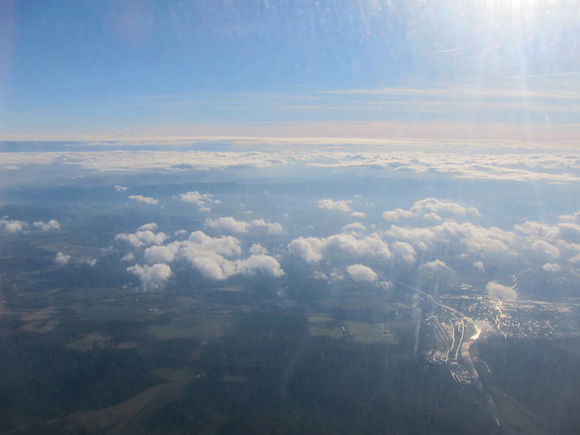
[138, 222, 158, 231]
[322, 86, 580, 101]
[415, 197, 481, 217]
[128, 195, 158, 205]
[486, 281, 517, 301]
[542, 263, 561, 272]
[391, 241, 416, 263]
[55, 252, 71, 266]
[318, 199, 352, 213]
[557, 223, 580, 244]
[127, 263, 172, 289]
[383, 208, 414, 222]
[288, 233, 391, 264]
[379, 206, 579, 274]
[0, 217, 26, 233]
[183, 249, 283, 281]
[205, 217, 249, 233]
[559, 211, 580, 224]
[179, 191, 206, 204]
[383, 198, 480, 223]
[249, 218, 283, 234]
[386, 221, 516, 257]
[234, 255, 284, 278]
[140, 231, 242, 279]
[122, 252, 136, 263]
[312, 270, 328, 280]
[186, 231, 242, 257]
[86, 258, 97, 267]
[144, 245, 177, 264]
[379, 280, 394, 291]
[178, 191, 216, 211]
[346, 264, 378, 283]
[250, 243, 268, 255]
[205, 216, 283, 234]
[179, 233, 282, 280]
[115, 229, 168, 248]
[114, 185, 129, 191]
[1, 146, 578, 184]
[317, 199, 366, 218]
[422, 259, 451, 273]
[342, 222, 366, 234]
[307, 152, 580, 184]
[329, 269, 344, 281]
[33, 219, 61, 231]
[128, 227, 283, 281]
[515, 216, 580, 263]
[532, 240, 560, 260]
[515, 220, 560, 241]
[0, 150, 282, 172]
[288, 237, 325, 263]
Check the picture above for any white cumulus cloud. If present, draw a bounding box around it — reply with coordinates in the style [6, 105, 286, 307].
[386, 221, 516, 257]
[383, 198, 480, 223]
[144, 245, 177, 264]
[317, 199, 352, 213]
[391, 241, 417, 263]
[205, 216, 282, 234]
[127, 263, 172, 289]
[486, 281, 517, 301]
[559, 211, 580, 224]
[122, 252, 136, 263]
[346, 264, 378, 283]
[288, 233, 391, 264]
[33, 219, 61, 231]
[178, 191, 216, 211]
[138, 222, 158, 231]
[250, 243, 268, 255]
[234, 255, 284, 278]
[317, 199, 365, 218]
[206, 217, 249, 233]
[129, 195, 158, 205]
[115, 229, 168, 248]
[55, 252, 71, 266]
[422, 259, 451, 273]
[542, 263, 561, 272]
[130, 227, 284, 281]
[532, 240, 560, 260]
[342, 222, 366, 234]
[0, 216, 26, 233]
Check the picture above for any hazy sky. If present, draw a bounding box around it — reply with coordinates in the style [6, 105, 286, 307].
[1, 0, 579, 139]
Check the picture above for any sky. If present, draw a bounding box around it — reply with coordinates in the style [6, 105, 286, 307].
[0, 0, 579, 141]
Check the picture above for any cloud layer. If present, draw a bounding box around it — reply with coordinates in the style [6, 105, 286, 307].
[1, 147, 578, 183]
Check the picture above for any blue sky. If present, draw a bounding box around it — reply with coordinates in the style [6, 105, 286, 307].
[0, 0, 579, 140]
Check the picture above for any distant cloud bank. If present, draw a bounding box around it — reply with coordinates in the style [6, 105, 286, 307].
[0, 140, 578, 184]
